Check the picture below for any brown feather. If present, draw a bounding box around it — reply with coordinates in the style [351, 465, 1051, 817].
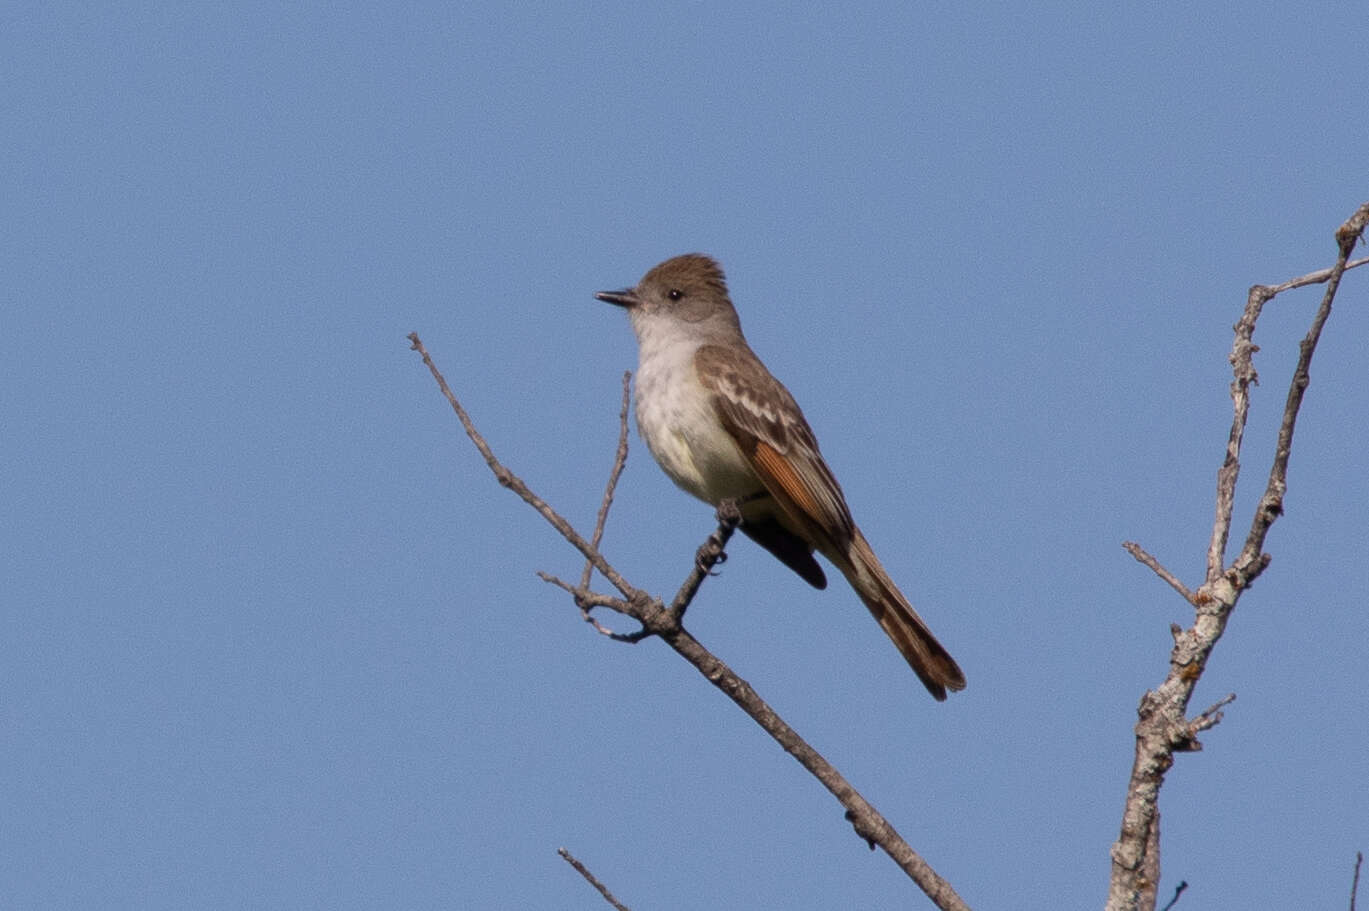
[738, 513, 827, 589]
[844, 530, 966, 701]
[751, 439, 829, 530]
[694, 341, 965, 699]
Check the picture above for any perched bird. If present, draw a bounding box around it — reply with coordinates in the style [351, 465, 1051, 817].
[597, 254, 965, 700]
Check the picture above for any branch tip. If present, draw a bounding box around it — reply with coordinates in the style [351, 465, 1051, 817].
[558, 848, 632, 911]
[1123, 541, 1196, 604]
[1159, 881, 1188, 911]
[1351, 850, 1363, 911]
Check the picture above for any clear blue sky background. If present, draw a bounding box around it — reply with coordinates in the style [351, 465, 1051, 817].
[4, 3, 1366, 909]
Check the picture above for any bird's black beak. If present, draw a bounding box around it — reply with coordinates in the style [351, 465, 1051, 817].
[595, 288, 639, 308]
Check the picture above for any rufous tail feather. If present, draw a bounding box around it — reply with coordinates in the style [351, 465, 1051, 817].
[840, 529, 966, 701]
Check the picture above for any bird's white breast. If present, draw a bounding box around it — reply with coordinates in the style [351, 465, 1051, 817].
[631, 322, 760, 505]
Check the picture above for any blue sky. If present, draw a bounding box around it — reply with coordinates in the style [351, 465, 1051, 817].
[4, 2, 1366, 908]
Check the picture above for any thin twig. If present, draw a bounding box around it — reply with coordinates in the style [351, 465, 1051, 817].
[580, 372, 632, 594]
[1351, 850, 1363, 911]
[1123, 542, 1196, 604]
[537, 571, 653, 643]
[1205, 282, 1263, 583]
[558, 848, 632, 911]
[407, 333, 638, 602]
[1265, 255, 1368, 295]
[1158, 881, 1187, 911]
[1189, 693, 1235, 736]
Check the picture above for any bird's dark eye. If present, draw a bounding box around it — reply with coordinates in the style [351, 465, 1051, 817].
[667, 288, 683, 301]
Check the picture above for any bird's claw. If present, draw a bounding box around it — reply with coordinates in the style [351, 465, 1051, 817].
[695, 545, 727, 576]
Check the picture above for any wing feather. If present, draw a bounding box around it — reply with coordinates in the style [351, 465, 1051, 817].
[694, 344, 854, 551]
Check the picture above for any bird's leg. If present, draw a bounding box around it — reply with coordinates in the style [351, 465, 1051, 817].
[694, 496, 749, 576]
[714, 497, 744, 527]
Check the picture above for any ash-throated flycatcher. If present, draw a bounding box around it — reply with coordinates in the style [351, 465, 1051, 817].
[597, 254, 965, 700]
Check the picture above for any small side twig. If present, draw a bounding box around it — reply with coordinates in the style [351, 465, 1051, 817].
[1234, 216, 1362, 576]
[558, 848, 631, 911]
[1351, 850, 1363, 911]
[538, 570, 655, 643]
[1158, 881, 1187, 911]
[1123, 542, 1196, 605]
[565, 371, 634, 634]
[580, 371, 633, 594]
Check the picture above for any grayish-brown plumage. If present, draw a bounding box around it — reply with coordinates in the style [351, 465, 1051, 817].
[598, 254, 965, 700]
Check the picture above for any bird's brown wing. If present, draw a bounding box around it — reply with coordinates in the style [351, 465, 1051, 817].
[695, 344, 966, 701]
[693, 344, 854, 556]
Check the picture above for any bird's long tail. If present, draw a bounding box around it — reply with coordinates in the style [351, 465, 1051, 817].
[838, 528, 966, 701]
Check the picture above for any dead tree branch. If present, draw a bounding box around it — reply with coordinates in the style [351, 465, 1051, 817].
[409, 333, 971, 911]
[558, 847, 632, 911]
[1106, 202, 1369, 911]
[1352, 851, 1363, 911]
[579, 372, 632, 595]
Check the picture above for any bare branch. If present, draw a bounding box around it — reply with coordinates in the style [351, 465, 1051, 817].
[670, 500, 742, 617]
[536, 571, 653, 643]
[1123, 541, 1196, 604]
[558, 848, 632, 911]
[1351, 850, 1363, 911]
[1205, 282, 1263, 582]
[1158, 881, 1187, 911]
[1108, 202, 1368, 911]
[1207, 230, 1369, 581]
[407, 333, 640, 603]
[580, 372, 633, 593]
[537, 571, 627, 614]
[412, 336, 971, 911]
[653, 616, 971, 911]
[1190, 692, 1235, 730]
[1263, 254, 1368, 295]
[1236, 207, 1369, 572]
